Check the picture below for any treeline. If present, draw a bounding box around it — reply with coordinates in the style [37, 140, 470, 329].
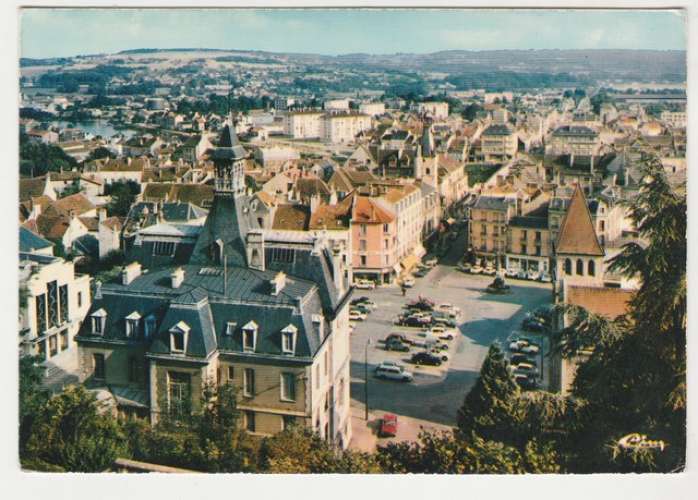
[37, 65, 139, 93]
[19, 133, 78, 177]
[446, 71, 590, 91]
[176, 94, 273, 115]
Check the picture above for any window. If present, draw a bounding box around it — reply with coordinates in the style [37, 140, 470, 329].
[281, 324, 297, 355]
[170, 322, 189, 354]
[225, 321, 237, 336]
[270, 247, 295, 263]
[128, 357, 139, 383]
[564, 258, 572, 275]
[360, 224, 367, 236]
[282, 415, 296, 430]
[49, 335, 58, 357]
[47, 281, 59, 328]
[576, 259, 584, 276]
[338, 378, 345, 406]
[59, 284, 69, 324]
[242, 321, 258, 352]
[315, 365, 320, 389]
[144, 315, 156, 339]
[125, 311, 141, 338]
[60, 330, 68, 350]
[243, 368, 255, 397]
[535, 245, 541, 257]
[91, 309, 107, 335]
[245, 411, 256, 432]
[168, 372, 191, 416]
[77, 291, 82, 308]
[93, 353, 105, 380]
[600, 220, 605, 232]
[153, 241, 176, 256]
[359, 239, 367, 251]
[228, 365, 234, 381]
[281, 373, 296, 402]
[35, 293, 47, 334]
[521, 244, 527, 255]
[588, 260, 596, 276]
[535, 231, 541, 242]
[383, 223, 389, 233]
[324, 351, 329, 376]
[360, 255, 367, 266]
[384, 239, 389, 250]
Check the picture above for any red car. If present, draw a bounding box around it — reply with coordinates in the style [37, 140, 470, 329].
[380, 413, 398, 437]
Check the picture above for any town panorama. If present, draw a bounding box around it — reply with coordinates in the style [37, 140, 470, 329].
[17, 10, 687, 475]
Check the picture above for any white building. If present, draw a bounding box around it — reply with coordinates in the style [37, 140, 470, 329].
[322, 113, 372, 144]
[417, 102, 449, 120]
[359, 102, 386, 117]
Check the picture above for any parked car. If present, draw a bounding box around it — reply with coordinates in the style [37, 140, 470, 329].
[406, 297, 435, 311]
[432, 316, 457, 328]
[429, 325, 457, 341]
[384, 333, 412, 345]
[411, 351, 443, 366]
[538, 272, 552, 283]
[516, 269, 528, 280]
[457, 262, 472, 273]
[483, 265, 496, 276]
[385, 339, 411, 352]
[380, 413, 398, 437]
[351, 297, 376, 308]
[403, 317, 430, 328]
[424, 257, 438, 268]
[349, 309, 367, 319]
[511, 361, 539, 376]
[510, 353, 535, 366]
[504, 268, 519, 278]
[471, 265, 483, 274]
[354, 279, 376, 290]
[431, 349, 450, 362]
[522, 317, 545, 332]
[509, 339, 540, 354]
[436, 303, 461, 317]
[374, 364, 414, 382]
[349, 310, 366, 322]
[351, 304, 372, 315]
[514, 373, 539, 390]
[402, 276, 416, 288]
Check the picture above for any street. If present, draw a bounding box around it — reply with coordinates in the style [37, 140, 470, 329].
[348, 229, 553, 449]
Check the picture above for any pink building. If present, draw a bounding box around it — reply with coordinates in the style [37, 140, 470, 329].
[349, 194, 398, 284]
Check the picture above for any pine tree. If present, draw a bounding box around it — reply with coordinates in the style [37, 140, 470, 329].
[456, 343, 522, 444]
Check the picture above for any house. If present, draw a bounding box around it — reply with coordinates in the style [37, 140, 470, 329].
[416, 102, 449, 120]
[481, 124, 518, 162]
[468, 196, 516, 267]
[75, 115, 353, 446]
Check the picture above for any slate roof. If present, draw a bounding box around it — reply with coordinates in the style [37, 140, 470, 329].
[472, 196, 511, 211]
[482, 124, 513, 136]
[508, 216, 548, 229]
[19, 226, 53, 253]
[556, 185, 604, 256]
[553, 125, 598, 137]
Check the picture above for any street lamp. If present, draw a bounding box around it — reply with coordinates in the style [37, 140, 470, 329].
[364, 338, 372, 421]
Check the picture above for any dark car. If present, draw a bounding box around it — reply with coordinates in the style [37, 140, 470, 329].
[522, 317, 545, 332]
[385, 333, 412, 345]
[514, 373, 539, 390]
[386, 339, 411, 352]
[404, 317, 430, 328]
[411, 351, 443, 366]
[510, 353, 535, 366]
[352, 304, 372, 314]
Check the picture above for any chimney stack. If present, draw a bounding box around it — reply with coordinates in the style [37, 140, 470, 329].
[270, 271, 286, 296]
[121, 262, 142, 285]
[171, 267, 185, 289]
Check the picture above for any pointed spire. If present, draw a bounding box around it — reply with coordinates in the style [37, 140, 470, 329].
[556, 184, 604, 256]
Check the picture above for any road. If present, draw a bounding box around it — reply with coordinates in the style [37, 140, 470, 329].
[348, 230, 553, 430]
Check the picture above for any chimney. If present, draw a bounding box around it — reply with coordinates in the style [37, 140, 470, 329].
[331, 246, 344, 295]
[270, 272, 286, 296]
[121, 262, 142, 285]
[94, 280, 103, 300]
[171, 267, 184, 289]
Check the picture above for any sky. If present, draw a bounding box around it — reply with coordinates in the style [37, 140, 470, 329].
[20, 8, 686, 59]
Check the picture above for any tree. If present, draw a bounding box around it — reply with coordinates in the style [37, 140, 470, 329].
[85, 146, 115, 162]
[19, 356, 50, 457]
[258, 425, 380, 473]
[22, 386, 128, 472]
[106, 180, 140, 217]
[456, 343, 523, 443]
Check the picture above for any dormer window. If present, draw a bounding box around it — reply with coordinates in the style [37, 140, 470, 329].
[312, 314, 324, 340]
[170, 321, 190, 355]
[281, 324, 298, 355]
[242, 320, 258, 352]
[91, 308, 107, 336]
[225, 321, 237, 336]
[125, 311, 141, 338]
[144, 315, 157, 339]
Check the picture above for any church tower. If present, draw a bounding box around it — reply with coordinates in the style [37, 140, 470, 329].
[212, 113, 247, 197]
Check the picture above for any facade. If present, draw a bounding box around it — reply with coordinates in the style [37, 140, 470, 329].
[505, 215, 551, 275]
[322, 113, 372, 144]
[468, 196, 515, 267]
[75, 116, 354, 446]
[416, 102, 449, 120]
[283, 111, 324, 139]
[359, 102, 386, 117]
[350, 194, 398, 284]
[481, 124, 518, 162]
[548, 125, 600, 157]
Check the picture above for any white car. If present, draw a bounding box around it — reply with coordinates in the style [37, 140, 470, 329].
[374, 363, 414, 382]
[429, 325, 457, 341]
[483, 265, 496, 276]
[354, 279, 376, 290]
[402, 277, 416, 288]
[437, 303, 461, 315]
[509, 339, 540, 354]
[505, 268, 519, 278]
[538, 272, 552, 283]
[527, 270, 541, 281]
[349, 310, 367, 321]
[471, 265, 483, 274]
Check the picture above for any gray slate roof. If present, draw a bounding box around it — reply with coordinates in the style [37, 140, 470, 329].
[19, 226, 53, 253]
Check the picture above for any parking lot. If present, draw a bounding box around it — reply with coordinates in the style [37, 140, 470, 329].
[348, 263, 553, 436]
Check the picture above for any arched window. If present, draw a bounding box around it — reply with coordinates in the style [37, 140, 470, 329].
[588, 259, 595, 276]
[564, 258, 572, 275]
[576, 259, 584, 275]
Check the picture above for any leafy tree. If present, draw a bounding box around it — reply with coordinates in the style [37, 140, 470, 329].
[22, 386, 128, 472]
[19, 133, 78, 177]
[85, 146, 115, 162]
[19, 356, 50, 457]
[456, 343, 522, 443]
[106, 180, 140, 217]
[258, 425, 380, 473]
